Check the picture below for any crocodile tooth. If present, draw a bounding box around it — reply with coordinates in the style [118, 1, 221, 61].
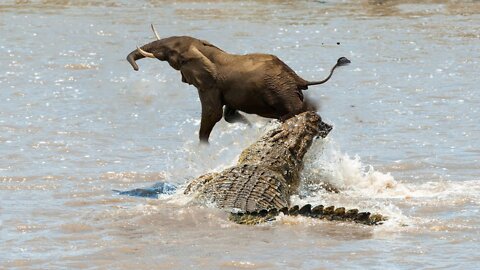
[288, 205, 299, 216]
[298, 204, 312, 216]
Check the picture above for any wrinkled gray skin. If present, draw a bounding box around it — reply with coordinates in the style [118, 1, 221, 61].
[127, 34, 350, 143]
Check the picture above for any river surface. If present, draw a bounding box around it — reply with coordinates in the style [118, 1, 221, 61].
[1, 0, 479, 269]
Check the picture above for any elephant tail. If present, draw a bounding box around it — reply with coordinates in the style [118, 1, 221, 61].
[305, 57, 351, 88]
[229, 203, 386, 225]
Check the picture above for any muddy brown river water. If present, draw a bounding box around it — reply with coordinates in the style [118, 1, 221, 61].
[1, 0, 479, 269]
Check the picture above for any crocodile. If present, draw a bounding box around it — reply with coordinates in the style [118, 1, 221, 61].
[184, 111, 386, 225]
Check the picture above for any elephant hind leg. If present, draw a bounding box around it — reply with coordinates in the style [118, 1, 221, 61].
[223, 106, 251, 126]
[280, 111, 302, 122]
[302, 97, 318, 112]
[277, 96, 307, 122]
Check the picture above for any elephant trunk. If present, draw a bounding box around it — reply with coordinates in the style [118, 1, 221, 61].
[126, 50, 142, 71]
[126, 41, 160, 71]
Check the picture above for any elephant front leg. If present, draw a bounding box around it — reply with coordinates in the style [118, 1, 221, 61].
[198, 90, 223, 143]
[199, 108, 223, 143]
[199, 110, 222, 143]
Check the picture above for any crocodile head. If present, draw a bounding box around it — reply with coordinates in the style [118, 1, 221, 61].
[272, 111, 333, 162]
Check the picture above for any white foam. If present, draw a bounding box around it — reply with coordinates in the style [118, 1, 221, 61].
[302, 139, 414, 198]
[299, 139, 411, 228]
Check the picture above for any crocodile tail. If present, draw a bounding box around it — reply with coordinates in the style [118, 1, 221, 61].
[229, 204, 386, 225]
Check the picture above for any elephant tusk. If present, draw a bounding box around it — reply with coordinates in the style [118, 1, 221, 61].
[136, 46, 155, 58]
[151, 24, 160, 40]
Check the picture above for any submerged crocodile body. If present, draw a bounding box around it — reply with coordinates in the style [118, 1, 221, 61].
[185, 111, 385, 225]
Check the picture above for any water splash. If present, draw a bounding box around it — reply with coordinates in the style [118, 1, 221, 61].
[298, 137, 480, 230]
[304, 138, 480, 200]
[303, 138, 421, 198]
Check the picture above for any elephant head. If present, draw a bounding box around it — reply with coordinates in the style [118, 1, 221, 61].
[126, 25, 222, 88]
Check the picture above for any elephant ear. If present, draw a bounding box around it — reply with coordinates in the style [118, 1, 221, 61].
[180, 45, 217, 89]
[201, 40, 225, 52]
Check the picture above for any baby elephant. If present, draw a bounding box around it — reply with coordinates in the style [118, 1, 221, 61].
[126, 25, 350, 143]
